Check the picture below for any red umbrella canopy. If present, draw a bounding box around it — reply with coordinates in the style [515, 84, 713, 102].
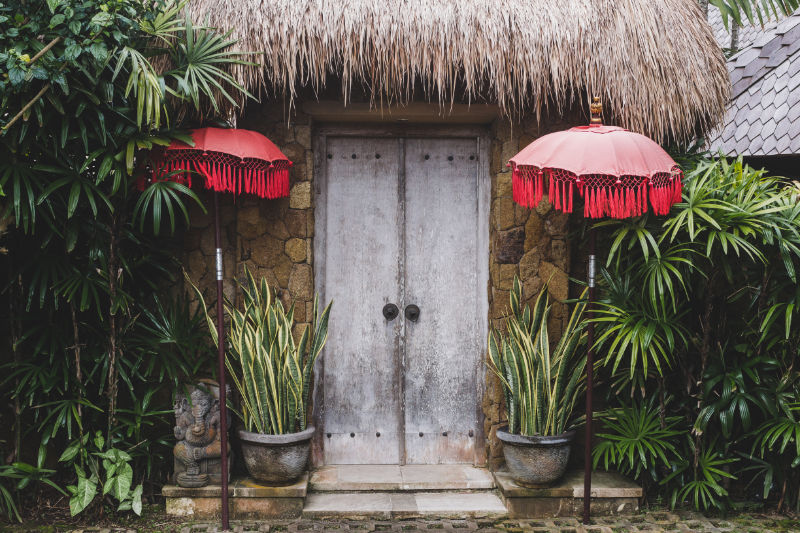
[149, 128, 292, 199]
[508, 124, 682, 218]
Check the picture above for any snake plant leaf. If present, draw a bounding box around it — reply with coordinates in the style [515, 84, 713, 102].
[487, 276, 587, 437]
[188, 265, 332, 435]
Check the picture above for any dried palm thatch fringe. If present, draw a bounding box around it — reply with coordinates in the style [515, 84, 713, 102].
[188, 0, 729, 143]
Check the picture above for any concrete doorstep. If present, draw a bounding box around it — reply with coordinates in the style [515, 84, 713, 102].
[302, 491, 508, 519]
[309, 465, 496, 491]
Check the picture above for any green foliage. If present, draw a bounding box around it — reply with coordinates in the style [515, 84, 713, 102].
[710, 0, 800, 29]
[593, 399, 684, 481]
[0, 448, 64, 522]
[488, 276, 587, 436]
[190, 266, 333, 435]
[0, 0, 250, 518]
[592, 153, 800, 512]
[662, 438, 738, 511]
[59, 431, 143, 516]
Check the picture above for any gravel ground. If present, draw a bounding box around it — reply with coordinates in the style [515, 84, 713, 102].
[52, 511, 800, 533]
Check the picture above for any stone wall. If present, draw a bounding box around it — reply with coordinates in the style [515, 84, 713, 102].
[482, 114, 578, 469]
[182, 98, 581, 469]
[183, 103, 316, 340]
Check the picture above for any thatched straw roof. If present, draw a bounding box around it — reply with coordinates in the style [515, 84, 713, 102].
[189, 0, 729, 143]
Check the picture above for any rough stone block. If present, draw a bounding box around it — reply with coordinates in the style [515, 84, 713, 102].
[285, 209, 309, 238]
[493, 264, 517, 291]
[289, 182, 312, 210]
[273, 255, 293, 287]
[496, 172, 513, 197]
[285, 238, 307, 263]
[524, 214, 545, 250]
[495, 228, 525, 264]
[494, 470, 641, 518]
[493, 198, 516, 230]
[163, 475, 307, 519]
[288, 263, 313, 299]
[539, 261, 568, 301]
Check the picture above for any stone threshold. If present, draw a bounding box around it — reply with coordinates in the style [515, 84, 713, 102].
[303, 491, 508, 519]
[309, 464, 495, 491]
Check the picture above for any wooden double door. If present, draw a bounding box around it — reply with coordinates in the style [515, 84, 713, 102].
[314, 132, 488, 465]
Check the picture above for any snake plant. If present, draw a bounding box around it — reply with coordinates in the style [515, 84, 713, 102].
[488, 276, 587, 436]
[191, 267, 332, 434]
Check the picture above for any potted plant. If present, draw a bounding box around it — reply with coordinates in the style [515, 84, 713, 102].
[488, 276, 586, 487]
[194, 266, 331, 484]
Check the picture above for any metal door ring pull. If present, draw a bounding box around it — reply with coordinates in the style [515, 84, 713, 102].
[383, 303, 399, 321]
[419, 432, 424, 437]
[405, 304, 420, 322]
[350, 432, 355, 438]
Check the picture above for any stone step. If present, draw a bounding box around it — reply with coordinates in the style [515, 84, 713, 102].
[302, 491, 508, 519]
[309, 464, 495, 491]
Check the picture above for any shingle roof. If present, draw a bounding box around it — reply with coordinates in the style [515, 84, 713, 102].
[707, 7, 767, 50]
[707, 10, 800, 157]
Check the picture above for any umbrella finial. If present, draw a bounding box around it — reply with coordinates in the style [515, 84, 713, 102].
[590, 96, 603, 125]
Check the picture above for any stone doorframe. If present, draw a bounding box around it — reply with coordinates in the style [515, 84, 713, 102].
[310, 124, 491, 467]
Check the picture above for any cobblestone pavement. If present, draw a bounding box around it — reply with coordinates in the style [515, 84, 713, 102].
[66, 512, 800, 533]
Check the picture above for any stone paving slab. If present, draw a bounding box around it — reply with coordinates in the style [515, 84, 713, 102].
[161, 511, 800, 533]
[303, 492, 507, 519]
[310, 466, 495, 491]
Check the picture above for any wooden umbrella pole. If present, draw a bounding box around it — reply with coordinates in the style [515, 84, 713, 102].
[214, 192, 230, 530]
[583, 226, 596, 525]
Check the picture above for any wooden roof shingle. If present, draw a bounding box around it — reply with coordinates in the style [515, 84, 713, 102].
[708, 10, 800, 157]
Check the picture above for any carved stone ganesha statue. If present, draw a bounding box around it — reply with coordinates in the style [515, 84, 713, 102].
[173, 381, 231, 488]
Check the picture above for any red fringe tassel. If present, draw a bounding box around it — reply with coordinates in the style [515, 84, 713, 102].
[512, 166, 545, 208]
[581, 179, 651, 219]
[147, 157, 290, 199]
[648, 175, 682, 216]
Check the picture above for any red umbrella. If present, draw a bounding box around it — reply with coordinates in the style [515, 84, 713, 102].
[151, 127, 292, 198]
[508, 99, 682, 524]
[147, 127, 291, 530]
[510, 125, 682, 218]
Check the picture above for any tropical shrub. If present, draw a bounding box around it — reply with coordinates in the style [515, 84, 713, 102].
[192, 267, 332, 435]
[592, 154, 800, 512]
[0, 452, 63, 522]
[0, 0, 249, 520]
[592, 399, 683, 489]
[59, 431, 142, 516]
[488, 277, 587, 436]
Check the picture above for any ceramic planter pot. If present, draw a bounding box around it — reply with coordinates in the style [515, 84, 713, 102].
[496, 426, 575, 487]
[237, 426, 315, 485]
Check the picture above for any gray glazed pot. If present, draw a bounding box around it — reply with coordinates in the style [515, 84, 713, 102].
[496, 426, 575, 487]
[238, 425, 315, 485]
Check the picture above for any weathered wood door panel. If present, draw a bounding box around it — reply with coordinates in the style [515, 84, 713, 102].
[321, 137, 403, 464]
[318, 133, 485, 465]
[403, 138, 481, 464]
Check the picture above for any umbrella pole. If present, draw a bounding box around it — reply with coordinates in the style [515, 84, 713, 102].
[214, 191, 231, 531]
[583, 226, 596, 525]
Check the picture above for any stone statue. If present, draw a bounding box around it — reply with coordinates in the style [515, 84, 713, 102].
[173, 381, 230, 488]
